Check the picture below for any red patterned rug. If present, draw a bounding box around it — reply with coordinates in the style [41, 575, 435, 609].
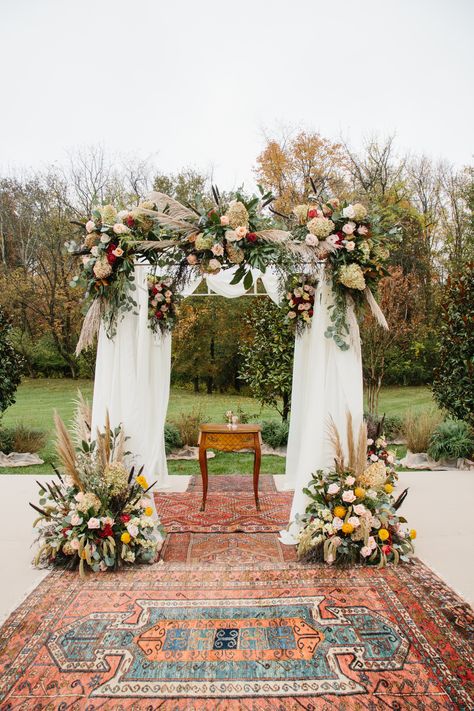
[154, 476, 292, 532]
[0, 561, 472, 709]
[161, 532, 298, 564]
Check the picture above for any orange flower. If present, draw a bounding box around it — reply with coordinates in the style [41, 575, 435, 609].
[341, 522, 354, 534]
[333, 505, 347, 519]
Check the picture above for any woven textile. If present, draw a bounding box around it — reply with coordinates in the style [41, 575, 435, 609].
[0, 561, 472, 709]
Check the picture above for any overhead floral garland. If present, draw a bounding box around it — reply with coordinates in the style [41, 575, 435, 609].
[70, 185, 398, 354]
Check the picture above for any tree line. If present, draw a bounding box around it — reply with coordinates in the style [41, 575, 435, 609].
[0, 135, 472, 416]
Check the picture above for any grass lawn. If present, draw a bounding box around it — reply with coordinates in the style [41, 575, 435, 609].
[1, 378, 435, 475]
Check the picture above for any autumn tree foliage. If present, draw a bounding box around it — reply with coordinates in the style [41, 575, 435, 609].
[255, 131, 348, 213]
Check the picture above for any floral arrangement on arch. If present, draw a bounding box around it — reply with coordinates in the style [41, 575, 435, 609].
[69, 199, 171, 353]
[297, 414, 415, 566]
[282, 274, 317, 335]
[147, 274, 181, 334]
[138, 186, 295, 290]
[289, 198, 398, 349]
[30, 395, 164, 576]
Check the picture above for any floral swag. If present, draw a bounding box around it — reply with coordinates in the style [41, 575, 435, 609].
[70, 187, 398, 353]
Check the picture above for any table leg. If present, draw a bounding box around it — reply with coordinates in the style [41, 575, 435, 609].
[253, 445, 261, 511]
[199, 445, 208, 512]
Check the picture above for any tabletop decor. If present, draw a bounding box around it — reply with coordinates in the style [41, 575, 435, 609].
[30, 397, 163, 575]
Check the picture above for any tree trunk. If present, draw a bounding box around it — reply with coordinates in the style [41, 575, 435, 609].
[193, 377, 200, 393]
[282, 393, 290, 422]
[206, 376, 213, 394]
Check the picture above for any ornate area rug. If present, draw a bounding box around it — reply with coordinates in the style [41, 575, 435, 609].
[154, 483, 292, 532]
[0, 561, 472, 709]
[161, 532, 298, 564]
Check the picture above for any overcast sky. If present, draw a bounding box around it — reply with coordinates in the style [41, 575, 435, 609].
[0, 0, 472, 188]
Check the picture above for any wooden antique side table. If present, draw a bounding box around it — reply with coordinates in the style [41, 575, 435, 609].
[198, 424, 262, 512]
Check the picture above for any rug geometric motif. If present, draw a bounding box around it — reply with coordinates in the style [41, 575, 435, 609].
[1, 561, 473, 708]
[160, 532, 298, 564]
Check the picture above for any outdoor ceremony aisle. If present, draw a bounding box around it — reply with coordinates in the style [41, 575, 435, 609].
[0, 476, 473, 709]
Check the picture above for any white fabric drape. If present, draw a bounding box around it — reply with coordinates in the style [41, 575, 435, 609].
[91, 264, 283, 492]
[279, 268, 363, 544]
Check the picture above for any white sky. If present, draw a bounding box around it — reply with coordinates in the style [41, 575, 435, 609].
[0, 0, 472, 188]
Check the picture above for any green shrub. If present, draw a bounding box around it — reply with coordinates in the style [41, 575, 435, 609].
[432, 265, 474, 426]
[0, 426, 14, 454]
[260, 420, 289, 449]
[428, 420, 474, 461]
[164, 423, 183, 454]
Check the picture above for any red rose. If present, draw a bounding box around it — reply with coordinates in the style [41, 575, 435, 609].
[124, 215, 135, 228]
[207, 209, 216, 217]
[120, 514, 131, 523]
[382, 544, 392, 555]
[106, 242, 118, 264]
[99, 523, 114, 539]
[155, 311, 164, 320]
[336, 230, 345, 243]
[308, 309, 314, 317]
[246, 232, 258, 243]
[307, 209, 318, 219]
[152, 285, 159, 295]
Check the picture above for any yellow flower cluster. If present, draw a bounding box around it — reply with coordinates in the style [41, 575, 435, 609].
[76, 492, 101, 514]
[338, 263, 366, 291]
[357, 461, 387, 489]
[136, 474, 149, 490]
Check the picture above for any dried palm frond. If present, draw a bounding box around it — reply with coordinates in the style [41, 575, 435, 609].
[136, 210, 197, 234]
[364, 287, 389, 329]
[346, 412, 356, 472]
[255, 229, 290, 244]
[147, 191, 197, 221]
[104, 410, 111, 464]
[71, 391, 91, 447]
[132, 239, 180, 253]
[113, 427, 125, 463]
[54, 411, 83, 490]
[356, 419, 368, 478]
[75, 298, 103, 356]
[328, 416, 344, 473]
[96, 427, 107, 471]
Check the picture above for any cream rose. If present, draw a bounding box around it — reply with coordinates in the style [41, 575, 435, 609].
[113, 223, 130, 235]
[235, 226, 247, 239]
[85, 220, 96, 233]
[211, 243, 224, 256]
[113, 247, 124, 257]
[342, 204, 356, 219]
[305, 233, 319, 246]
[220, 215, 230, 226]
[342, 221, 356, 235]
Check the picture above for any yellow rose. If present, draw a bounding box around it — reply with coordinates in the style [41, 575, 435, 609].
[121, 532, 131, 544]
[136, 475, 149, 490]
[384, 483, 394, 494]
[144, 506, 153, 517]
[409, 529, 417, 540]
[378, 528, 389, 541]
[354, 487, 365, 499]
[341, 522, 354, 534]
[333, 505, 347, 519]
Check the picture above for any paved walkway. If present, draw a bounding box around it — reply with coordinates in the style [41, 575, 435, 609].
[0, 470, 472, 623]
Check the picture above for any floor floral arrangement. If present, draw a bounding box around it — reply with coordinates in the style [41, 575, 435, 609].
[30, 395, 163, 575]
[297, 415, 415, 566]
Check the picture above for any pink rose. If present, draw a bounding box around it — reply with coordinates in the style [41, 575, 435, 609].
[87, 517, 101, 529]
[361, 545, 372, 558]
[126, 523, 139, 538]
[347, 516, 360, 528]
[353, 504, 366, 515]
[70, 538, 80, 550]
[70, 513, 83, 526]
[342, 221, 356, 235]
[368, 536, 377, 549]
[288, 311, 297, 319]
[345, 475, 355, 486]
[327, 483, 340, 495]
[211, 243, 224, 256]
[85, 220, 96, 233]
[220, 215, 230, 226]
[345, 241, 355, 251]
[165, 290, 172, 298]
[187, 254, 198, 265]
[332, 517, 343, 530]
[81, 256, 91, 265]
[112, 247, 124, 257]
[342, 490, 356, 503]
[357, 225, 369, 235]
[327, 234, 343, 249]
[305, 233, 319, 246]
[370, 454, 379, 462]
[235, 226, 247, 239]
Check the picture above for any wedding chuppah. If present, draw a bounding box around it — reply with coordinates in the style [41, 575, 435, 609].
[2, 185, 473, 710]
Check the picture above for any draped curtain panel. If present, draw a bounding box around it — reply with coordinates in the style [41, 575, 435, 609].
[279, 268, 363, 543]
[91, 265, 282, 490]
